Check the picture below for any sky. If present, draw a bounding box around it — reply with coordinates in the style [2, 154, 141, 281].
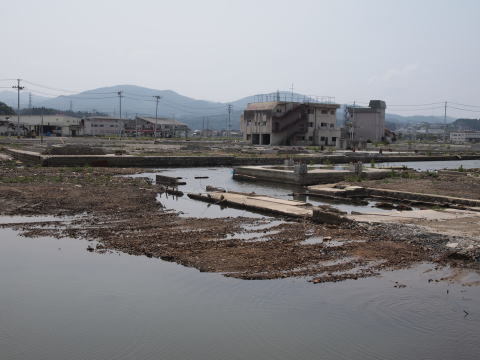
[1, 0, 480, 117]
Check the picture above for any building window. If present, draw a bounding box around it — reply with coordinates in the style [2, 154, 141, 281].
[332, 137, 337, 142]
[308, 122, 314, 127]
[320, 136, 326, 141]
[330, 124, 334, 128]
[308, 136, 313, 141]
[321, 110, 328, 114]
[330, 110, 335, 115]
[321, 123, 327, 127]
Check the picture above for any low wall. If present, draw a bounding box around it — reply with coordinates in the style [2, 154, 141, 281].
[366, 188, 480, 207]
[3, 148, 480, 168]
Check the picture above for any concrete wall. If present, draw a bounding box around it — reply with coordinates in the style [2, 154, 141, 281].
[4, 148, 480, 168]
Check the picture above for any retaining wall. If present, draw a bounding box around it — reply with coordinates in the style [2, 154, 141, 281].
[3, 148, 480, 168]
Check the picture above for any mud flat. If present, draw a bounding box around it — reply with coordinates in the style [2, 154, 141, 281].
[0, 153, 479, 283]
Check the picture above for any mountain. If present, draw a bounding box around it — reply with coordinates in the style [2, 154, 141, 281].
[0, 86, 461, 130]
[0, 91, 51, 109]
[451, 118, 480, 131]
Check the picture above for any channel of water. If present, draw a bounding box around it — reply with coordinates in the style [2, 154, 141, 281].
[1, 159, 479, 359]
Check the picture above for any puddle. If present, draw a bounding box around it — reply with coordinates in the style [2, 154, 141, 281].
[301, 237, 367, 247]
[128, 160, 477, 218]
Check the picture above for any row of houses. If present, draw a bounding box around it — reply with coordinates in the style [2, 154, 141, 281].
[0, 115, 189, 137]
[240, 98, 386, 148]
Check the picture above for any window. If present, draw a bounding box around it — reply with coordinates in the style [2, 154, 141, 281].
[330, 124, 334, 128]
[308, 122, 314, 127]
[321, 123, 327, 127]
[320, 136, 326, 141]
[308, 136, 313, 141]
[332, 137, 337, 142]
[321, 110, 328, 114]
[330, 110, 335, 115]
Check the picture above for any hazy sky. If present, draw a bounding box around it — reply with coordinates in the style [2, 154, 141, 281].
[2, 0, 479, 116]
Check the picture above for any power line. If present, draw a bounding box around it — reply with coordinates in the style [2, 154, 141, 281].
[448, 101, 480, 108]
[387, 102, 445, 107]
[22, 80, 117, 95]
[449, 106, 480, 113]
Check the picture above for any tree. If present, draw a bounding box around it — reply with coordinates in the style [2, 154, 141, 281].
[0, 101, 15, 115]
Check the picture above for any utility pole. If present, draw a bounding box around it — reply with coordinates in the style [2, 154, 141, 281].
[135, 113, 138, 138]
[40, 109, 44, 144]
[443, 101, 447, 143]
[28, 92, 32, 109]
[153, 95, 162, 139]
[351, 101, 356, 146]
[117, 91, 123, 119]
[12, 79, 24, 137]
[227, 104, 233, 138]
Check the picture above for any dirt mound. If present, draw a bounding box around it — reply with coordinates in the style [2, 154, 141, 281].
[43, 145, 106, 155]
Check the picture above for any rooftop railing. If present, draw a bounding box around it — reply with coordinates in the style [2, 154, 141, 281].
[252, 92, 335, 104]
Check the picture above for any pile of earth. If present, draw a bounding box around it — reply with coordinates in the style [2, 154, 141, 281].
[43, 145, 107, 155]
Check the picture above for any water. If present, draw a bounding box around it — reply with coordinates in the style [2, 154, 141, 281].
[1, 225, 479, 360]
[133, 168, 411, 217]
[378, 159, 480, 171]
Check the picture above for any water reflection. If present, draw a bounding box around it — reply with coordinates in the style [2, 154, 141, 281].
[0, 225, 479, 360]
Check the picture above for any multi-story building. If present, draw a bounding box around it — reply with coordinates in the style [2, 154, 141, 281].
[346, 100, 386, 143]
[241, 99, 340, 146]
[450, 131, 480, 143]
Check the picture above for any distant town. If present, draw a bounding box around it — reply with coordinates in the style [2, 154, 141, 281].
[1, 85, 479, 150]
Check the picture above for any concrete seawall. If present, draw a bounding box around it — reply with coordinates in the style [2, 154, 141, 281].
[3, 148, 480, 168]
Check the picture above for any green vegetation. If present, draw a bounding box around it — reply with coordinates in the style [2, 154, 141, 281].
[345, 174, 364, 182]
[425, 170, 439, 178]
[458, 165, 465, 172]
[19, 107, 108, 118]
[0, 102, 15, 115]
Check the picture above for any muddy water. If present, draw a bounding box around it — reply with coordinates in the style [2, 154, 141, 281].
[139, 159, 480, 218]
[133, 168, 404, 217]
[379, 159, 480, 171]
[0, 225, 479, 360]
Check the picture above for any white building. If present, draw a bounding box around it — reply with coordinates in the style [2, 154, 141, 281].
[81, 116, 125, 136]
[0, 115, 81, 136]
[450, 131, 480, 143]
[241, 100, 340, 146]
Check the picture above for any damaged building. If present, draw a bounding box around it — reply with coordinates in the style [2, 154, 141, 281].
[345, 100, 386, 145]
[241, 100, 341, 146]
[124, 116, 189, 137]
